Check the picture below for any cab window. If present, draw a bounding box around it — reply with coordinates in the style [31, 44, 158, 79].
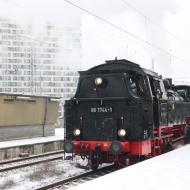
[127, 74, 146, 97]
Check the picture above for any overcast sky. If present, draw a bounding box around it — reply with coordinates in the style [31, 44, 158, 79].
[0, 0, 190, 83]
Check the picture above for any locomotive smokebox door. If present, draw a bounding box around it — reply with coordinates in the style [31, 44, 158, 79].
[85, 117, 116, 141]
[98, 118, 115, 141]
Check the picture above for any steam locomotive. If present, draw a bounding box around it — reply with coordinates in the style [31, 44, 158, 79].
[64, 59, 190, 170]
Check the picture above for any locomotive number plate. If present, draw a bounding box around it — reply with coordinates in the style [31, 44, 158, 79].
[90, 107, 113, 113]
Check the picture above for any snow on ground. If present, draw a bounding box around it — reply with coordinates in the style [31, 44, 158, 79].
[2, 128, 189, 190]
[70, 145, 190, 190]
[55, 128, 64, 137]
[0, 156, 89, 190]
[0, 127, 77, 189]
[0, 136, 64, 149]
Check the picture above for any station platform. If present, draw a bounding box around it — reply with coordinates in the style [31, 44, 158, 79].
[0, 128, 64, 161]
[71, 145, 190, 190]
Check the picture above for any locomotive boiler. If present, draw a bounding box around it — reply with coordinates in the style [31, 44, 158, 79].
[64, 59, 190, 170]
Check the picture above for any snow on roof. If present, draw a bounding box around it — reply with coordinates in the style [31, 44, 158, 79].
[70, 145, 190, 190]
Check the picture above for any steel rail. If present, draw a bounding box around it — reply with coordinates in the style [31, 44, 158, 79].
[0, 152, 65, 172]
[0, 150, 64, 165]
[34, 164, 117, 190]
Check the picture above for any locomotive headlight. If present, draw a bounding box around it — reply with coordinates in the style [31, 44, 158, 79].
[118, 129, 126, 137]
[73, 129, 81, 136]
[95, 77, 103, 86]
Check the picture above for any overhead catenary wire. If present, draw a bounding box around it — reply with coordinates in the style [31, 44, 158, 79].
[2, 0, 126, 54]
[63, 0, 190, 65]
[4, 0, 190, 66]
[121, 0, 190, 52]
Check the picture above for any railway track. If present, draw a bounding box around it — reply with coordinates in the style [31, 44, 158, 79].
[0, 150, 64, 172]
[34, 164, 118, 190]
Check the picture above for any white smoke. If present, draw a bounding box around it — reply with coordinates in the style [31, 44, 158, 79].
[0, 0, 180, 77]
[81, 0, 178, 76]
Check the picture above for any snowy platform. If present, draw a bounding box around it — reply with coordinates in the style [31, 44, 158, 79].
[0, 135, 64, 149]
[71, 145, 190, 190]
[0, 128, 64, 161]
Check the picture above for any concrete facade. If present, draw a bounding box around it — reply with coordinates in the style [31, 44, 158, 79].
[0, 17, 81, 99]
[0, 125, 55, 141]
[0, 94, 59, 141]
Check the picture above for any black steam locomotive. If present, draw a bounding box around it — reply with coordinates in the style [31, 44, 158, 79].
[64, 59, 190, 170]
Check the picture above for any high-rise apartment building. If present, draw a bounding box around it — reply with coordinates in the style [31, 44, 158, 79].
[0, 17, 81, 99]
